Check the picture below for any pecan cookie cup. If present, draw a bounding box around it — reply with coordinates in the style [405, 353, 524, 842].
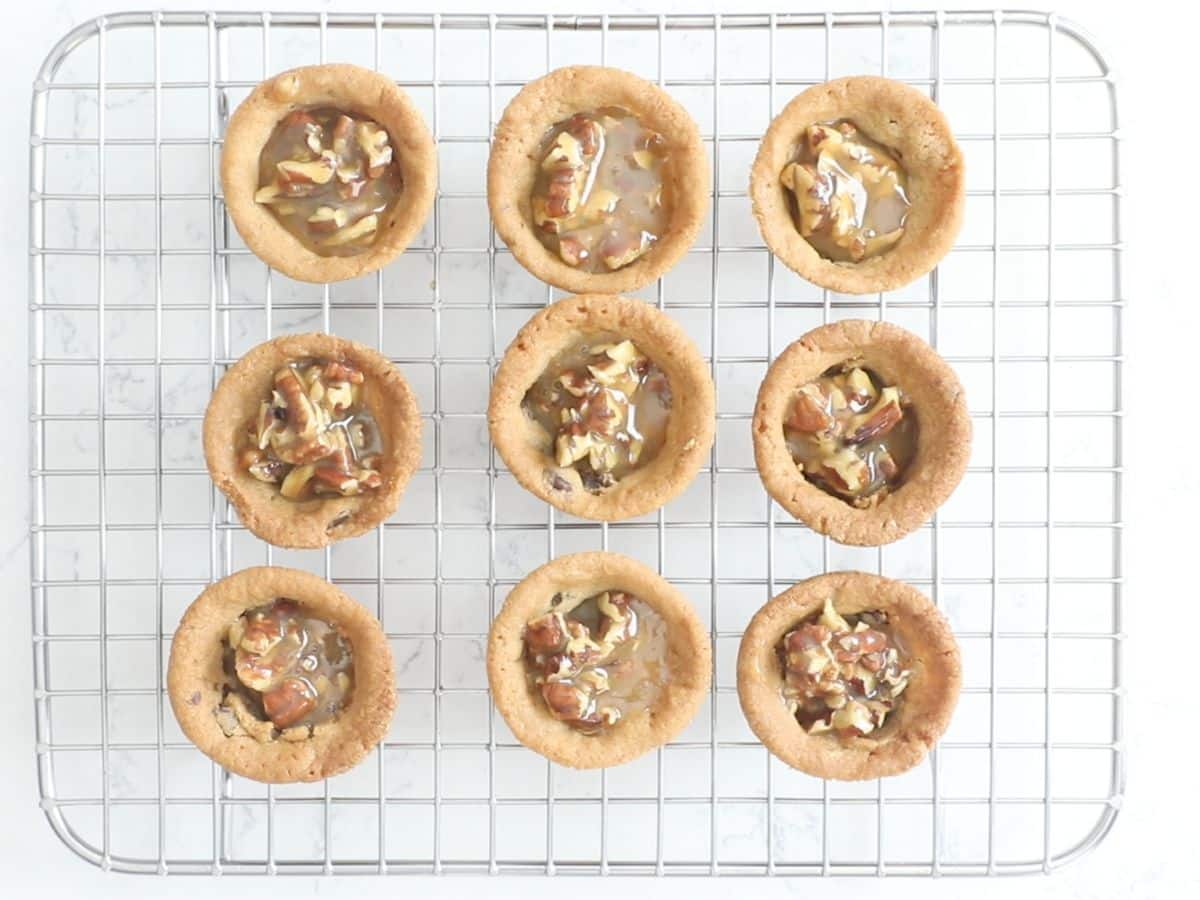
[750, 76, 964, 294]
[489, 294, 714, 521]
[488, 66, 709, 294]
[738, 571, 960, 781]
[753, 319, 969, 546]
[488, 552, 711, 769]
[222, 63, 436, 283]
[167, 566, 395, 783]
[204, 333, 422, 548]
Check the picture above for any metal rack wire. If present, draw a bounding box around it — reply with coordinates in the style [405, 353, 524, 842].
[28, 9, 1124, 876]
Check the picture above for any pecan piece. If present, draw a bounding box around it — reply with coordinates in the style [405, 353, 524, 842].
[320, 214, 379, 247]
[306, 205, 349, 235]
[234, 647, 288, 692]
[279, 463, 317, 499]
[599, 232, 650, 270]
[356, 122, 394, 177]
[541, 681, 589, 722]
[858, 629, 888, 655]
[311, 466, 360, 495]
[277, 157, 335, 186]
[274, 367, 320, 441]
[239, 612, 284, 655]
[262, 677, 318, 729]
[785, 623, 829, 653]
[324, 360, 365, 384]
[557, 235, 589, 267]
[842, 367, 876, 407]
[525, 611, 567, 656]
[565, 116, 603, 156]
[563, 620, 604, 669]
[786, 384, 832, 433]
[331, 114, 354, 157]
[846, 388, 903, 445]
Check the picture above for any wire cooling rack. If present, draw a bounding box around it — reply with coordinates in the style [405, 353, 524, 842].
[27, 9, 1124, 877]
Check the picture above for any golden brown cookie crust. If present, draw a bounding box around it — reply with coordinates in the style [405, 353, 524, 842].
[488, 66, 709, 294]
[167, 566, 395, 784]
[221, 64, 436, 283]
[487, 552, 711, 769]
[737, 571, 960, 781]
[204, 332, 422, 549]
[489, 294, 714, 521]
[752, 319, 970, 546]
[750, 76, 964, 294]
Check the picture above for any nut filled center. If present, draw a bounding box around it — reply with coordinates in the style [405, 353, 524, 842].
[523, 335, 672, 493]
[778, 597, 910, 739]
[780, 120, 910, 262]
[532, 107, 672, 273]
[217, 598, 355, 739]
[255, 107, 403, 256]
[523, 589, 669, 733]
[240, 356, 385, 502]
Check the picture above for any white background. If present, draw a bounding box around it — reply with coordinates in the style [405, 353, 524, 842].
[0, 0, 1191, 897]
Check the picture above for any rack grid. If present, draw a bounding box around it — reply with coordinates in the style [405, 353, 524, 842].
[28, 9, 1124, 877]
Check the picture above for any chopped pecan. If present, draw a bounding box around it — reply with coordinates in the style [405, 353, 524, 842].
[276, 157, 335, 186]
[785, 622, 829, 653]
[331, 114, 354, 156]
[274, 367, 320, 441]
[279, 463, 317, 499]
[843, 367, 875, 406]
[324, 360, 365, 384]
[786, 384, 832, 434]
[320, 213, 379, 247]
[234, 648, 286, 692]
[306, 205, 349, 234]
[262, 677, 318, 729]
[356, 122, 394, 177]
[541, 681, 590, 722]
[239, 612, 284, 655]
[554, 234, 588, 266]
[565, 115, 603, 156]
[599, 233, 649, 270]
[846, 389, 903, 445]
[525, 612, 567, 656]
[563, 620, 604, 669]
[311, 466, 360, 495]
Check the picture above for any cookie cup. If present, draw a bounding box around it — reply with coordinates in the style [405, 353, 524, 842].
[737, 571, 960, 781]
[167, 566, 395, 783]
[750, 76, 964, 294]
[204, 333, 422, 549]
[222, 63, 436, 283]
[752, 319, 969, 546]
[488, 66, 708, 294]
[488, 552, 710, 769]
[489, 294, 714, 521]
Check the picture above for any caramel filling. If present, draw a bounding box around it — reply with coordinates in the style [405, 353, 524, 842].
[523, 335, 671, 493]
[523, 589, 668, 733]
[778, 597, 909, 738]
[255, 107, 402, 257]
[784, 362, 916, 508]
[239, 357, 384, 502]
[531, 107, 671, 273]
[216, 598, 355, 741]
[780, 120, 910, 263]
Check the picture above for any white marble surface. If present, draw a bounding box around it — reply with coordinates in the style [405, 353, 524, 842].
[1, 0, 1194, 896]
